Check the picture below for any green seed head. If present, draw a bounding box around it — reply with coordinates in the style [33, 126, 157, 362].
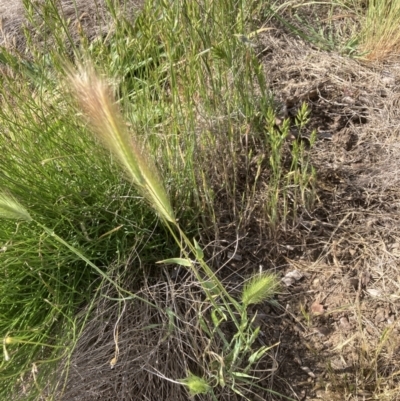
[0, 192, 32, 222]
[241, 272, 280, 307]
[179, 373, 211, 396]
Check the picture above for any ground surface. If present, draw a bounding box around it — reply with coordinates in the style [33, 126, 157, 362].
[0, 0, 143, 52]
[254, 29, 400, 400]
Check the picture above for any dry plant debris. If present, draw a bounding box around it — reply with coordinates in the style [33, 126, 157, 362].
[0, 0, 143, 53]
[247, 28, 400, 400]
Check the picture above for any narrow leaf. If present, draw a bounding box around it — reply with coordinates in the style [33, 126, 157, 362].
[193, 238, 204, 260]
[198, 316, 212, 336]
[156, 258, 192, 267]
[202, 280, 220, 298]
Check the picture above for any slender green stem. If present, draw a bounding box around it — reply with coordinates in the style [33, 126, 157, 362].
[36, 222, 159, 309]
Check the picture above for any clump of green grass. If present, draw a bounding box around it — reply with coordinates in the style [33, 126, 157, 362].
[263, 103, 316, 232]
[264, 1, 362, 56]
[269, 0, 400, 61]
[0, 0, 318, 399]
[0, 49, 173, 401]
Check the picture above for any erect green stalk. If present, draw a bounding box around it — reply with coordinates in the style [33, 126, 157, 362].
[163, 220, 242, 329]
[68, 67, 244, 326]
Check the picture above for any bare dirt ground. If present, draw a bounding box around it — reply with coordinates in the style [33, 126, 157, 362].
[1, 0, 105, 51]
[4, 2, 400, 401]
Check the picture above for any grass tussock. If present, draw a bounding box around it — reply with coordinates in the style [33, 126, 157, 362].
[269, 0, 400, 61]
[358, 0, 400, 60]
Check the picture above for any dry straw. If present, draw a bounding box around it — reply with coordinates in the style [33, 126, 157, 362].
[68, 66, 176, 224]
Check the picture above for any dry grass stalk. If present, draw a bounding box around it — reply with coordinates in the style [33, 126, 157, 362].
[358, 0, 400, 61]
[69, 66, 176, 223]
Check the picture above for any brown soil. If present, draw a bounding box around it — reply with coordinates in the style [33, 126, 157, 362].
[252, 29, 400, 400]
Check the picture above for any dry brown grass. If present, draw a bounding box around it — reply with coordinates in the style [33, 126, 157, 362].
[56, 267, 198, 401]
[358, 0, 400, 61]
[0, 0, 143, 53]
[250, 26, 400, 400]
[55, 257, 263, 401]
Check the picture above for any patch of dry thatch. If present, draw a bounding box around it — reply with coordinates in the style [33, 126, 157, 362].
[57, 272, 196, 401]
[55, 263, 251, 401]
[252, 29, 400, 400]
[0, 0, 143, 53]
